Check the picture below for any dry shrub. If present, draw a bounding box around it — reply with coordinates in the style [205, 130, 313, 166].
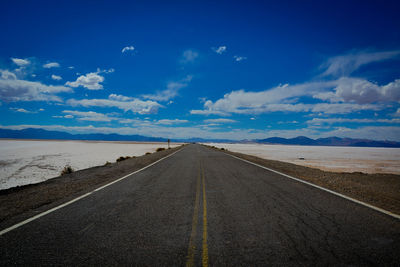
[156, 147, 165, 152]
[60, 165, 74, 175]
[116, 156, 131, 162]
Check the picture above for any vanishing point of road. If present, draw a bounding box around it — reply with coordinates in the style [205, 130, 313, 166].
[1, 144, 399, 266]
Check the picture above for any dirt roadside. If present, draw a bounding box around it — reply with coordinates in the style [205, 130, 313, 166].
[207, 146, 400, 216]
[0, 145, 185, 230]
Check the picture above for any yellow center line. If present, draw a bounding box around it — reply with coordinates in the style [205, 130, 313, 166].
[201, 163, 209, 267]
[186, 164, 201, 267]
[186, 161, 209, 267]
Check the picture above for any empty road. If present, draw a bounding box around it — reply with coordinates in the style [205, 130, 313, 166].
[1, 144, 399, 266]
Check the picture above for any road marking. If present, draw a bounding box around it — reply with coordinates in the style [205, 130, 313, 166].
[186, 164, 201, 267]
[186, 161, 209, 267]
[0, 147, 185, 236]
[226, 153, 400, 220]
[201, 164, 209, 267]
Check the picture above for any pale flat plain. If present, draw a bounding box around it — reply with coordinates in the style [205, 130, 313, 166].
[205, 143, 400, 175]
[2, 140, 399, 191]
[0, 140, 180, 190]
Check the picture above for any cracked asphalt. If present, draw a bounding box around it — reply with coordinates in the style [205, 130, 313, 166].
[1, 144, 399, 266]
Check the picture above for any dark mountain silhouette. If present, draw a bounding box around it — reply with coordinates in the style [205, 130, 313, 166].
[0, 128, 166, 142]
[257, 136, 400, 148]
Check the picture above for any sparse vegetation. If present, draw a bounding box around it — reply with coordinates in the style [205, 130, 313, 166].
[145, 152, 152, 155]
[104, 161, 112, 166]
[116, 156, 131, 162]
[156, 147, 166, 152]
[60, 165, 74, 175]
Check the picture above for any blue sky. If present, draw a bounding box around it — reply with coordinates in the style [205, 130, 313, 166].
[1, 0, 400, 140]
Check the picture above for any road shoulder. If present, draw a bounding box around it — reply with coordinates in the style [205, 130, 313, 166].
[0, 145, 185, 230]
[203, 145, 400, 216]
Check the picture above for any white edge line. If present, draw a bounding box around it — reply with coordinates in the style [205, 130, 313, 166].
[0, 147, 184, 236]
[226, 153, 400, 220]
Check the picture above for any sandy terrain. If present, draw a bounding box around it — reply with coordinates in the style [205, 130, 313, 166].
[0, 140, 181, 190]
[204, 143, 400, 174]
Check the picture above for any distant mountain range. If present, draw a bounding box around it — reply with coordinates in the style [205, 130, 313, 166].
[0, 128, 167, 142]
[256, 136, 400, 148]
[0, 128, 399, 148]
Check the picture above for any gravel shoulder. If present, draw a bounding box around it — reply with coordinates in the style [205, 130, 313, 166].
[0, 145, 184, 230]
[205, 145, 400, 216]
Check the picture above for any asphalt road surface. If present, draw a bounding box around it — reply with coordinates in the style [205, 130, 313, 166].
[1, 144, 399, 266]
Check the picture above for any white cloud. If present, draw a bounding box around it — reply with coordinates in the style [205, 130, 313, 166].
[68, 66, 75, 69]
[64, 114, 74, 119]
[96, 68, 114, 74]
[181, 50, 198, 64]
[11, 58, 30, 67]
[0, 69, 73, 102]
[67, 94, 162, 114]
[62, 110, 117, 122]
[307, 117, 400, 125]
[233, 55, 247, 62]
[119, 118, 139, 124]
[213, 46, 227, 54]
[190, 81, 335, 115]
[204, 118, 237, 123]
[10, 108, 34, 113]
[122, 46, 135, 53]
[0, 70, 17, 80]
[108, 94, 134, 101]
[65, 72, 104, 90]
[190, 109, 229, 116]
[314, 77, 400, 104]
[278, 120, 299, 124]
[320, 50, 400, 77]
[155, 119, 189, 125]
[51, 74, 62, 81]
[382, 79, 400, 102]
[192, 102, 381, 115]
[191, 76, 399, 116]
[43, 62, 60, 68]
[10, 107, 46, 113]
[118, 118, 160, 126]
[142, 75, 193, 101]
[312, 103, 382, 114]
